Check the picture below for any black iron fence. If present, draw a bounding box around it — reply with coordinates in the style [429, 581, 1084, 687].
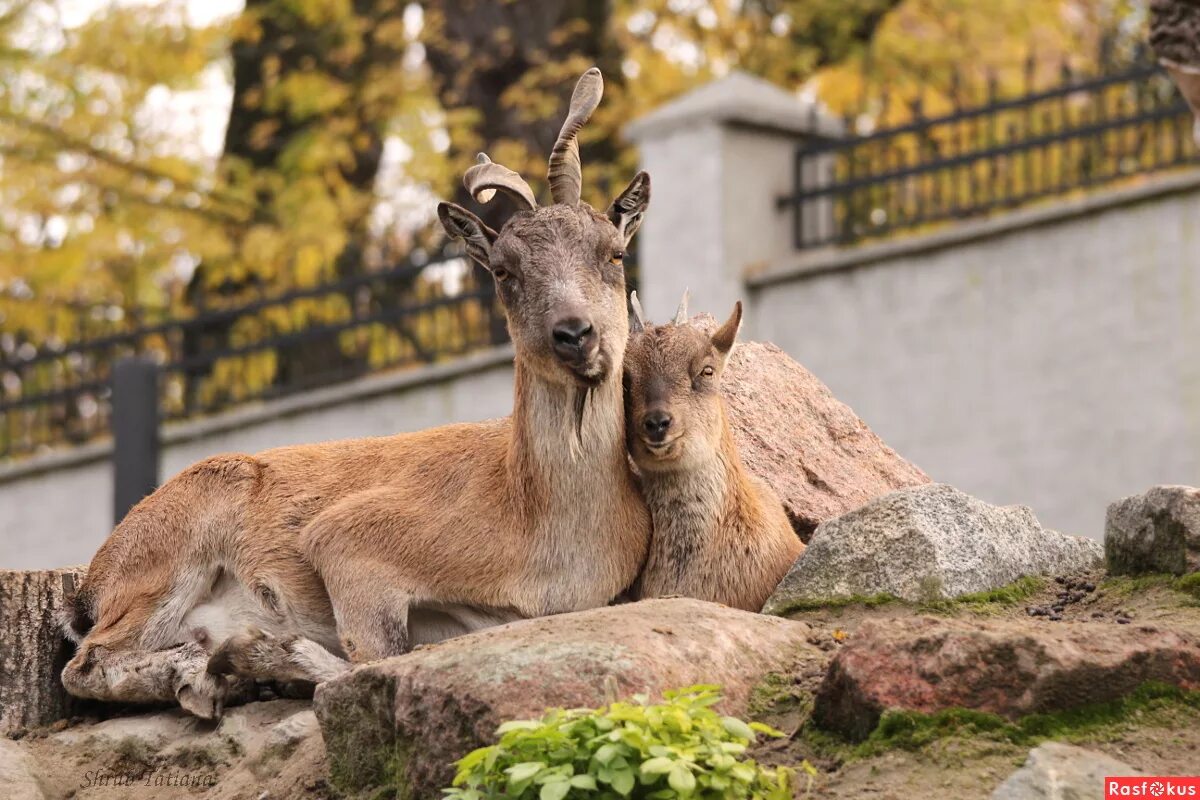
[779, 61, 1200, 250]
[0, 252, 508, 459]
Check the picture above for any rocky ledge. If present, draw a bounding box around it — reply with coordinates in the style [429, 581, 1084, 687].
[2, 342, 1198, 799]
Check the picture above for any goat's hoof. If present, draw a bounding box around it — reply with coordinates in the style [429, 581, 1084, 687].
[207, 627, 304, 681]
[206, 627, 269, 678]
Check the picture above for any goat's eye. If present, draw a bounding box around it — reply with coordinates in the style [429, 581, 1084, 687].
[701, 366, 715, 378]
[492, 266, 509, 281]
[609, 250, 625, 266]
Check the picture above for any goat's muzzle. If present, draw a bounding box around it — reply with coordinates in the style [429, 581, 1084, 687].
[550, 316, 605, 384]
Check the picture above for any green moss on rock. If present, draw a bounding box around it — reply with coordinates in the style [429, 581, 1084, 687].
[806, 681, 1200, 761]
[771, 593, 899, 615]
[776, 576, 1048, 617]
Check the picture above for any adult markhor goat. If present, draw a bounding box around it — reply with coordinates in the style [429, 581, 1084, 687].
[60, 68, 652, 718]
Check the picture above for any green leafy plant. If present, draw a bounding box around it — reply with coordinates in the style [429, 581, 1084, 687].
[443, 685, 796, 800]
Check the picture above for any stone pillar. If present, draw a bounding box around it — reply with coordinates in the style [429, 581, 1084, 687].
[0, 567, 86, 734]
[624, 71, 842, 330]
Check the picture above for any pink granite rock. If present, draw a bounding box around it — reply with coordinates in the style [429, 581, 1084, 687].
[813, 615, 1200, 740]
[314, 598, 816, 797]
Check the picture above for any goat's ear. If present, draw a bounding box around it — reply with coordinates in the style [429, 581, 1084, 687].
[438, 202, 499, 269]
[711, 301, 742, 356]
[607, 171, 650, 246]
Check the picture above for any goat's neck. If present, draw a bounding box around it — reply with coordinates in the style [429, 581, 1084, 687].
[508, 360, 629, 511]
[506, 358, 645, 613]
[643, 414, 744, 543]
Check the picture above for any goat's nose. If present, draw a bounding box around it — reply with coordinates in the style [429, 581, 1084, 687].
[551, 317, 595, 358]
[642, 410, 673, 442]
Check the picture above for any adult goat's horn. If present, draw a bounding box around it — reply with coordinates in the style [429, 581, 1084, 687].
[672, 289, 690, 325]
[548, 67, 603, 206]
[464, 153, 537, 211]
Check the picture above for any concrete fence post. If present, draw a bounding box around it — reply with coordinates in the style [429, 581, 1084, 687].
[624, 72, 842, 330]
[111, 356, 160, 525]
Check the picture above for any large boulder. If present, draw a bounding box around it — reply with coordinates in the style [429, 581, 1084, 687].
[698, 314, 929, 541]
[0, 567, 86, 735]
[813, 616, 1200, 740]
[1106, 485, 1200, 576]
[313, 598, 816, 799]
[991, 742, 1141, 800]
[764, 484, 1102, 613]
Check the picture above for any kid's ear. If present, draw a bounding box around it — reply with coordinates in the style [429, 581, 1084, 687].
[711, 301, 742, 355]
[437, 202, 499, 270]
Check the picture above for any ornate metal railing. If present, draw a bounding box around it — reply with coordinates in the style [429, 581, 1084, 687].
[779, 61, 1200, 250]
[0, 253, 507, 459]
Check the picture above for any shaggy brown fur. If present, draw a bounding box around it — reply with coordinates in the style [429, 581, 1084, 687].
[624, 302, 804, 612]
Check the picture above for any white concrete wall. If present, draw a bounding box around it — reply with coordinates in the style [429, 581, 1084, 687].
[626, 71, 840, 322]
[0, 349, 516, 569]
[750, 175, 1200, 539]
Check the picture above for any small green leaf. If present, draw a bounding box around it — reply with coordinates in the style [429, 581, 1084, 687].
[748, 721, 786, 738]
[611, 767, 635, 796]
[570, 774, 598, 790]
[540, 779, 570, 800]
[639, 757, 675, 776]
[594, 743, 621, 765]
[721, 716, 756, 741]
[668, 765, 696, 794]
[506, 762, 546, 783]
[497, 720, 542, 734]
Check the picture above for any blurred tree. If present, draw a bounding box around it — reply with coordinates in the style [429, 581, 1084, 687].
[0, 0, 1155, 449]
[201, 0, 409, 294]
[421, 1, 631, 224]
[419, 0, 902, 219]
[0, 0, 234, 344]
[812, 0, 1145, 125]
[183, 0, 413, 396]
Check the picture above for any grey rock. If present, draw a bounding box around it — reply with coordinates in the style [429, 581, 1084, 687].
[764, 484, 1103, 612]
[50, 700, 314, 762]
[1106, 485, 1200, 576]
[991, 742, 1140, 800]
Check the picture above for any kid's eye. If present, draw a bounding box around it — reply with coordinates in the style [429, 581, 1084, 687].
[701, 366, 714, 377]
[609, 250, 625, 266]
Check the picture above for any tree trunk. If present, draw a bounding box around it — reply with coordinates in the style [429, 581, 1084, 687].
[185, 0, 404, 391]
[423, 0, 622, 230]
[0, 568, 86, 734]
[1150, 0, 1200, 146]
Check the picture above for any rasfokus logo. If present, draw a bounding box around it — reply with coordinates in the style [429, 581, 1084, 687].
[1106, 777, 1200, 798]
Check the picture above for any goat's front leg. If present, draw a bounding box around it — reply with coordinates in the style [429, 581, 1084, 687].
[206, 627, 351, 685]
[62, 642, 245, 719]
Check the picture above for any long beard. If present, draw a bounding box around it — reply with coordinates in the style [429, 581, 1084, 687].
[570, 385, 594, 461]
